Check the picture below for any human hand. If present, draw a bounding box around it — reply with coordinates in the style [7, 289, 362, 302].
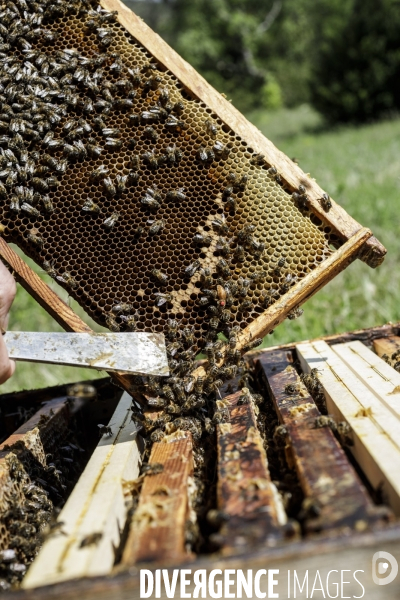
[0, 261, 16, 384]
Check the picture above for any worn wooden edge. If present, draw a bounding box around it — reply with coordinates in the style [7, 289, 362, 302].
[192, 227, 372, 381]
[256, 350, 391, 534]
[246, 322, 400, 360]
[3, 524, 400, 600]
[0, 239, 144, 403]
[100, 0, 386, 268]
[216, 390, 286, 553]
[374, 336, 400, 361]
[23, 392, 141, 589]
[122, 433, 194, 566]
[332, 340, 400, 421]
[296, 340, 400, 516]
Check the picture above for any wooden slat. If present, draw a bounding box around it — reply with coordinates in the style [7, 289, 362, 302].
[374, 336, 400, 361]
[122, 433, 194, 565]
[0, 239, 141, 401]
[23, 392, 141, 588]
[216, 390, 285, 552]
[257, 350, 389, 533]
[332, 340, 400, 420]
[192, 228, 373, 381]
[0, 396, 69, 457]
[297, 340, 400, 515]
[102, 0, 385, 268]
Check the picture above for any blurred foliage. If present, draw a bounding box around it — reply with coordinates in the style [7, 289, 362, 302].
[128, 0, 400, 122]
[128, 0, 313, 111]
[309, 0, 400, 123]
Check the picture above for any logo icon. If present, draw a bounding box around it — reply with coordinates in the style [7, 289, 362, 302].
[372, 551, 398, 585]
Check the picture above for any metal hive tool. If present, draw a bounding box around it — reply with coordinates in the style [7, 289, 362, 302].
[0, 0, 385, 389]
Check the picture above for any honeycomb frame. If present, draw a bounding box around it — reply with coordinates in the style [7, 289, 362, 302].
[0, 0, 385, 364]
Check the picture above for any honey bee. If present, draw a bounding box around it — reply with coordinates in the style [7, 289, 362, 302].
[166, 319, 178, 339]
[21, 202, 40, 217]
[225, 196, 236, 212]
[216, 285, 227, 308]
[82, 199, 101, 214]
[213, 140, 230, 159]
[105, 314, 120, 332]
[212, 215, 228, 235]
[314, 416, 337, 431]
[80, 533, 103, 548]
[120, 314, 138, 331]
[150, 429, 165, 442]
[238, 299, 252, 313]
[125, 169, 139, 186]
[193, 232, 212, 247]
[209, 316, 220, 331]
[144, 126, 159, 142]
[56, 271, 78, 289]
[115, 175, 128, 194]
[41, 259, 56, 279]
[184, 259, 201, 278]
[205, 118, 218, 138]
[281, 273, 296, 293]
[152, 269, 168, 285]
[233, 244, 245, 262]
[165, 114, 186, 131]
[131, 226, 143, 241]
[115, 98, 134, 110]
[287, 307, 304, 320]
[148, 219, 166, 235]
[181, 327, 194, 345]
[196, 146, 214, 162]
[103, 212, 119, 229]
[141, 187, 162, 211]
[166, 187, 186, 202]
[216, 237, 231, 257]
[248, 270, 266, 282]
[284, 384, 298, 395]
[112, 303, 133, 315]
[243, 337, 263, 351]
[89, 165, 109, 182]
[27, 228, 43, 247]
[143, 74, 162, 92]
[216, 258, 231, 278]
[9, 196, 20, 212]
[154, 292, 171, 307]
[32, 176, 49, 193]
[98, 423, 113, 437]
[142, 150, 162, 169]
[320, 193, 332, 211]
[164, 144, 183, 165]
[250, 153, 265, 166]
[41, 195, 55, 214]
[200, 267, 213, 288]
[274, 256, 286, 274]
[237, 224, 255, 245]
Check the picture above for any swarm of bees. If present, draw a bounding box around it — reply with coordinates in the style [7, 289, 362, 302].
[0, 416, 87, 588]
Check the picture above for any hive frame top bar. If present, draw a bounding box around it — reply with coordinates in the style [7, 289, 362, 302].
[101, 0, 386, 269]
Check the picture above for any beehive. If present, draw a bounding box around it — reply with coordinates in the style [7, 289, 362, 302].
[0, 0, 385, 364]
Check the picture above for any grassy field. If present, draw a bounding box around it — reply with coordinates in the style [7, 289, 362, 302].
[1, 106, 399, 393]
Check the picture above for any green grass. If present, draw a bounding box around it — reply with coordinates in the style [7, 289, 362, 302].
[2, 107, 399, 392]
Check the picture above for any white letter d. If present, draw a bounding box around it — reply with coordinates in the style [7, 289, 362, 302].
[140, 570, 154, 598]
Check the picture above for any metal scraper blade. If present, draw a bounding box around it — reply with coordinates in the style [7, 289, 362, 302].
[4, 332, 169, 377]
